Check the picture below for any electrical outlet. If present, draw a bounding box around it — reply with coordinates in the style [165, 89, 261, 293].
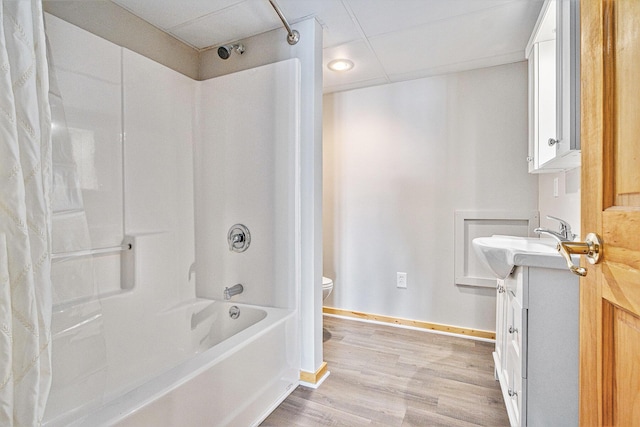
[553, 177, 559, 198]
[397, 272, 407, 289]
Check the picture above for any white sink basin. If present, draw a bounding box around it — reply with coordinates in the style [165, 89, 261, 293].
[472, 235, 563, 279]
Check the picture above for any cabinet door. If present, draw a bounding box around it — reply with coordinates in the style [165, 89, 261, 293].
[555, 0, 580, 157]
[507, 345, 527, 427]
[535, 39, 558, 167]
[507, 294, 526, 369]
[526, 0, 581, 173]
[494, 281, 507, 373]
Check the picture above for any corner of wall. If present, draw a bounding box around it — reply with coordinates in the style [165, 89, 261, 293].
[43, 1, 199, 79]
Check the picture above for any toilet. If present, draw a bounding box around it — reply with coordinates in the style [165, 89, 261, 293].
[322, 276, 334, 301]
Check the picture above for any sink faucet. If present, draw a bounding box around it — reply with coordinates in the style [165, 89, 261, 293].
[534, 215, 576, 242]
[224, 284, 244, 300]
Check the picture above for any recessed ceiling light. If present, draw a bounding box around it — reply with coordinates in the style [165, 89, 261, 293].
[327, 59, 354, 72]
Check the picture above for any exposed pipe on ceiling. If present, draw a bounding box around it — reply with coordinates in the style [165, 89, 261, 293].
[268, 0, 300, 45]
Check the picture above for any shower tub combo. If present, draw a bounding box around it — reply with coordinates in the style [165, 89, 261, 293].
[45, 291, 297, 426]
[44, 11, 302, 425]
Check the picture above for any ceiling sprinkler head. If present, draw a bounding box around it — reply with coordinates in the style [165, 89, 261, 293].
[217, 43, 245, 60]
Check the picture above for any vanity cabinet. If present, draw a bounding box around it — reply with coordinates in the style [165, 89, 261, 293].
[493, 265, 578, 426]
[526, 0, 580, 173]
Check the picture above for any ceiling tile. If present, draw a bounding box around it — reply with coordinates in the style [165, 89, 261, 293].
[276, 0, 346, 22]
[169, 0, 280, 49]
[113, 0, 244, 29]
[320, 14, 362, 48]
[276, 0, 360, 47]
[323, 40, 388, 92]
[369, 1, 541, 77]
[345, 0, 524, 37]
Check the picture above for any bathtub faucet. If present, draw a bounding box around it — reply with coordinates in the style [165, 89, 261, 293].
[224, 284, 244, 300]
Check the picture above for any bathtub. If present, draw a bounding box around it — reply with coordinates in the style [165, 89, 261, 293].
[43, 297, 299, 426]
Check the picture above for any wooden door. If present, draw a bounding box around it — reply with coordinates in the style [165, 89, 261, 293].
[581, 0, 640, 425]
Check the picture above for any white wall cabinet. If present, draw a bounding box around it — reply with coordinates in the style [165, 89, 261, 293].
[494, 265, 579, 426]
[526, 0, 580, 173]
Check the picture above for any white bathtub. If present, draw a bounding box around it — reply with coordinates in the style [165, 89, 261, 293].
[44, 297, 299, 426]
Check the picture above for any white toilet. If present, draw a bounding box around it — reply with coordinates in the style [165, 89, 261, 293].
[322, 276, 334, 301]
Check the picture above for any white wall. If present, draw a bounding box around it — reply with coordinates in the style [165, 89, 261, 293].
[194, 60, 299, 309]
[323, 62, 538, 332]
[538, 168, 581, 238]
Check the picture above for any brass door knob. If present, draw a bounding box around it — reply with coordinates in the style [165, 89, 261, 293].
[556, 233, 603, 277]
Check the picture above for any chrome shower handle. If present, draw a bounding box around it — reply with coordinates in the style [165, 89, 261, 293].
[229, 233, 244, 250]
[227, 224, 251, 253]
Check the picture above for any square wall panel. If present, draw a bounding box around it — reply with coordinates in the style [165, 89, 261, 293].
[453, 211, 539, 288]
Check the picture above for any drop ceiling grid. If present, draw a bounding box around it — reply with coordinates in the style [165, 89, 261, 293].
[112, 0, 246, 31]
[277, 0, 360, 49]
[343, 0, 518, 38]
[108, 0, 544, 93]
[366, 1, 542, 81]
[169, 1, 280, 49]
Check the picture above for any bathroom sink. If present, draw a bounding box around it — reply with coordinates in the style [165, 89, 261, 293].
[472, 235, 565, 279]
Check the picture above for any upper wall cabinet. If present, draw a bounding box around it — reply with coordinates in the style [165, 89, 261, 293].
[526, 0, 580, 173]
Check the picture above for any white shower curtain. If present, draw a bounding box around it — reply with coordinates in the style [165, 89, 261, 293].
[0, 0, 52, 425]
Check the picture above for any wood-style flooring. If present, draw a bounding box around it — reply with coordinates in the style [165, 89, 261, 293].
[261, 315, 509, 426]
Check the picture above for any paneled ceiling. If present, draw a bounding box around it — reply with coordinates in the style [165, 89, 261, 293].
[111, 0, 544, 93]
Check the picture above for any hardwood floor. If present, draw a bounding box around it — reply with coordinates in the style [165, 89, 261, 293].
[261, 315, 509, 426]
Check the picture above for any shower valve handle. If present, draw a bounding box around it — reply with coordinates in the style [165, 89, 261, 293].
[229, 233, 244, 251]
[227, 224, 251, 253]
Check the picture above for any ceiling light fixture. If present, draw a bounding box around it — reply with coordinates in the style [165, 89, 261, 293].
[327, 59, 354, 72]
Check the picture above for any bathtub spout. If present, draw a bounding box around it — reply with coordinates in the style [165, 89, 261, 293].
[224, 284, 243, 300]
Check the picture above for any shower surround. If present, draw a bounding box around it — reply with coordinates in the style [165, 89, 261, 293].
[43, 14, 301, 426]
